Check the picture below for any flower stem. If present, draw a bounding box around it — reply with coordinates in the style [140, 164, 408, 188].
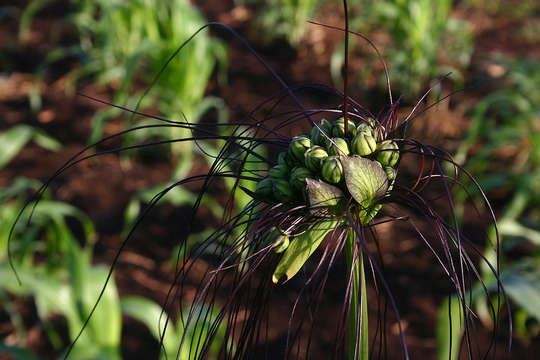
[346, 229, 369, 360]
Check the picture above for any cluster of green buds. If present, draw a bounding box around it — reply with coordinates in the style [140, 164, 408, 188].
[255, 117, 400, 225]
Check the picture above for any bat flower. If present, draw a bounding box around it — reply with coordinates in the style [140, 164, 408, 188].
[9, 12, 511, 360]
[253, 116, 398, 284]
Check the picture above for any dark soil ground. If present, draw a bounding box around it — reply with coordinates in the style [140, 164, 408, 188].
[1, 0, 540, 359]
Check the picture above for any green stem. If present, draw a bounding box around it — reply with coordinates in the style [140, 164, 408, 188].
[346, 230, 368, 360]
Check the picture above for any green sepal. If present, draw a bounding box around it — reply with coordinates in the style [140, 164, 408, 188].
[384, 166, 397, 182]
[289, 135, 312, 162]
[272, 218, 338, 284]
[273, 179, 293, 202]
[277, 152, 288, 167]
[341, 156, 388, 211]
[351, 130, 377, 156]
[310, 119, 332, 146]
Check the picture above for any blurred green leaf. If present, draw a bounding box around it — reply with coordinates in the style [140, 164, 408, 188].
[121, 296, 179, 356]
[437, 296, 463, 360]
[0, 125, 33, 169]
[0, 125, 61, 170]
[31, 129, 62, 151]
[0, 256, 122, 359]
[122, 297, 227, 360]
[272, 218, 338, 284]
[501, 270, 540, 323]
[0, 344, 39, 360]
[254, 0, 322, 44]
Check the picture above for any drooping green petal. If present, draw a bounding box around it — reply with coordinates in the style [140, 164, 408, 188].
[272, 218, 338, 284]
[341, 156, 388, 209]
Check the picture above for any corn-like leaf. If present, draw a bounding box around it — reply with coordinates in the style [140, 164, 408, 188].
[121, 296, 179, 357]
[0, 125, 33, 169]
[0, 125, 61, 170]
[436, 296, 463, 360]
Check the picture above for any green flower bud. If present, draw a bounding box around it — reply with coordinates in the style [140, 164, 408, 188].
[357, 118, 382, 141]
[284, 149, 297, 168]
[332, 117, 357, 139]
[351, 130, 377, 156]
[304, 146, 328, 172]
[321, 156, 343, 184]
[269, 164, 289, 179]
[355, 122, 374, 135]
[273, 179, 294, 202]
[320, 118, 333, 133]
[289, 135, 312, 162]
[310, 119, 332, 146]
[384, 167, 397, 182]
[365, 117, 376, 128]
[289, 166, 313, 190]
[277, 152, 288, 167]
[376, 140, 400, 167]
[327, 137, 350, 156]
[254, 177, 274, 202]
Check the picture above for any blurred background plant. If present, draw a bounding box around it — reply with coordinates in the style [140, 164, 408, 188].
[122, 298, 228, 360]
[0, 176, 123, 359]
[235, 0, 323, 45]
[17, 0, 228, 173]
[0, 125, 61, 171]
[439, 57, 540, 356]
[331, 0, 473, 96]
[0, 176, 228, 359]
[69, 0, 228, 175]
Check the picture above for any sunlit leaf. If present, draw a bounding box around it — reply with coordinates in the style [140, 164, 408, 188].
[272, 218, 338, 284]
[306, 178, 344, 208]
[341, 156, 388, 208]
[436, 296, 463, 360]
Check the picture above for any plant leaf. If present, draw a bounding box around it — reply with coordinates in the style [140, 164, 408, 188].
[121, 296, 179, 356]
[0, 344, 39, 360]
[502, 271, 540, 323]
[436, 295, 463, 360]
[272, 218, 338, 284]
[0, 125, 33, 169]
[32, 129, 62, 151]
[341, 156, 388, 208]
